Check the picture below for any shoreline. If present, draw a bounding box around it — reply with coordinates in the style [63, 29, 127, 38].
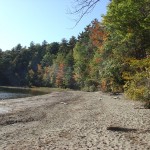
[0, 91, 149, 149]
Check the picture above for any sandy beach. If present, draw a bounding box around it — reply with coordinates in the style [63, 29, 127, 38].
[0, 91, 150, 150]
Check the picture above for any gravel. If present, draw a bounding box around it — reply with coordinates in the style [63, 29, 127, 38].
[0, 91, 149, 150]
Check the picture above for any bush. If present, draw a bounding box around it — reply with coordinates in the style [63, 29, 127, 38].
[82, 84, 97, 92]
[82, 79, 98, 92]
[123, 58, 150, 102]
[89, 85, 97, 92]
[125, 83, 149, 101]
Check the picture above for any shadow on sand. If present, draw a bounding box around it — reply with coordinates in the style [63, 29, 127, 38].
[107, 126, 150, 133]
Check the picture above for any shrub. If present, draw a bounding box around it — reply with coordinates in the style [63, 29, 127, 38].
[123, 57, 150, 101]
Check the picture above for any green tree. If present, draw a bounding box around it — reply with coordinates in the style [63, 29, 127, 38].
[102, 0, 150, 95]
[73, 25, 95, 89]
[103, 0, 150, 59]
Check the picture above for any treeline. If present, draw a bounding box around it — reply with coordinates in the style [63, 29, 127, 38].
[0, 38, 76, 88]
[0, 0, 149, 101]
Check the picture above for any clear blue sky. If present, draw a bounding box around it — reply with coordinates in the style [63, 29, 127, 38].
[0, 0, 110, 51]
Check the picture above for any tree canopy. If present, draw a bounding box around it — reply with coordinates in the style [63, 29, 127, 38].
[0, 0, 149, 102]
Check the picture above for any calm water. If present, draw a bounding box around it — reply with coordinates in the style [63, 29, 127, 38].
[0, 87, 48, 100]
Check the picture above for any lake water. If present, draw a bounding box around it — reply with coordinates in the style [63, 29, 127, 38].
[0, 87, 47, 100]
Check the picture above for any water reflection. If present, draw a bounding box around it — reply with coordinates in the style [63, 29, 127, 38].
[0, 87, 48, 100]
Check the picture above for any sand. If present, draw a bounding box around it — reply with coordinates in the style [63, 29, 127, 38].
[0, 91, 149, 150]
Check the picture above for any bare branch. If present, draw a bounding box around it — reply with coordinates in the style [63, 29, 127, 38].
[68, 0, 100, 27]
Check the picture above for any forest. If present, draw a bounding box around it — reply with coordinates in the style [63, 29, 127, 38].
[0, 0, 149, 102]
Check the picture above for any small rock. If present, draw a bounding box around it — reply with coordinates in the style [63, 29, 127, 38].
[87, 141, 93, 148]
[60, 102, 67, 105]
[113, 96, 119, 99]
[80, 135, 86, 139]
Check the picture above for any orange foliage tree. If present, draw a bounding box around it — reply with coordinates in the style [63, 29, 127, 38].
[88, 19, 107, 90]
[55, 63, 65, 87]
[89, 19, 106, 49]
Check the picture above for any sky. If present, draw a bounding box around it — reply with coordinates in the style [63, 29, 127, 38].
[0, 0, 110, 51]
